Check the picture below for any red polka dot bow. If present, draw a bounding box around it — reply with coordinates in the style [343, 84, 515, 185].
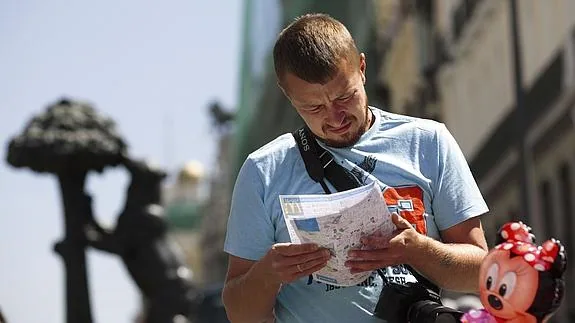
[495, 222, 560, 271]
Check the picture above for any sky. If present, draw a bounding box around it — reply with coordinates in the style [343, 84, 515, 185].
[0, 1, 242, 322]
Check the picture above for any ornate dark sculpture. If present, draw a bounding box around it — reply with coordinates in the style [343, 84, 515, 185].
[85, 157, 204, 323]
[6, 98, 126, 323]
[5, 97, 203, 323]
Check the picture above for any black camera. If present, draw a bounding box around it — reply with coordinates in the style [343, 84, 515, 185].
[374, 267, 463, 323]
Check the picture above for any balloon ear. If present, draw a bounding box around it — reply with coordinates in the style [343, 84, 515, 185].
[545, 239, 567, 278]
[496, 221, 535, 245]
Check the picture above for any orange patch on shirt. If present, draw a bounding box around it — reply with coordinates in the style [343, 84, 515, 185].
[383, 186, 427, 235]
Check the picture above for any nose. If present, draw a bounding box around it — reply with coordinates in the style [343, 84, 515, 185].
[326, 103, 346, 125]
[488, 294, 503, 310]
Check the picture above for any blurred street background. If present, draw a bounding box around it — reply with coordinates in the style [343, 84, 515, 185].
[2, 0, 575, 322]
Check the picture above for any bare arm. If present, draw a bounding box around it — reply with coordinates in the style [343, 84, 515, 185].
[222, 255, 280, 323]
[407, 216, 488, 292]
[222, 243, 330, 323]
[347, 214, 488, 293]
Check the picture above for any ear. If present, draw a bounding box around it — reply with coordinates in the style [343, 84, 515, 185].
[359, 53, 366, 84]
[278, 82, 300, 110]
[277, 80, 291, 99]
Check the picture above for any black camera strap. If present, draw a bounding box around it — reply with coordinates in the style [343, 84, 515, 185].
[292, 126, 363, 194]
[292, 126, 440, 294]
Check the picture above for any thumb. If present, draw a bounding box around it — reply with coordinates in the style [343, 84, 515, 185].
[391, 212, 411, 230]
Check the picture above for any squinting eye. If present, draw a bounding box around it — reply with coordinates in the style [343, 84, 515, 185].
[339, 92, 355, 101]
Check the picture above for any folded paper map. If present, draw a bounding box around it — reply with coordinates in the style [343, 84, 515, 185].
[279, 182, 395, 286]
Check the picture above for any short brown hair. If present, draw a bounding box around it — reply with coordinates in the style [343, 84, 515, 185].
[273, 13, 359, 85]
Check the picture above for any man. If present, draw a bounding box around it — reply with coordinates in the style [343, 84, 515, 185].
[222, 13, 489, 322]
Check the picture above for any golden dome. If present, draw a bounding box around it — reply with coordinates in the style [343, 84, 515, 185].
[177, 160, 204, 184]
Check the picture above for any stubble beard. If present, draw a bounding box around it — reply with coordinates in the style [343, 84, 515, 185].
[320, 104, 371, 148]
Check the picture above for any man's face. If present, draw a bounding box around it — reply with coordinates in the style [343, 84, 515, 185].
[281, 53, 370, 148]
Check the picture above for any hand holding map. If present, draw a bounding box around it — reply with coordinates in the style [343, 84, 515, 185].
[279, 182, 395, 286]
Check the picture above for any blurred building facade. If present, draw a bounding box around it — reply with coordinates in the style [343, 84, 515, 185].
[377, 0, 575, 320]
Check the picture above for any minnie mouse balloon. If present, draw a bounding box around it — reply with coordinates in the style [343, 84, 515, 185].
[461, 222, 567, 323]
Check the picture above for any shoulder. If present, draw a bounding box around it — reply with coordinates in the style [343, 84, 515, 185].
[248, 133, 298, 164]
[244, 133, 301, 183]
[373, 108, 447, 139]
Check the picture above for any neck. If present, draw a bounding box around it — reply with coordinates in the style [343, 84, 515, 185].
[366, 108, 374, 131]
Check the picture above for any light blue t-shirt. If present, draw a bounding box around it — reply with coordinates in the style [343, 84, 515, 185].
[224, 107, 489, 322]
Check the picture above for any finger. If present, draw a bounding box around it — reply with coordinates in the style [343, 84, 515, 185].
[281, 249, 331, 267]
[391, 213, 411, 230]
[273, 243, 319, 256]
[295, 256, 332, 274]
[286, 259, 329, 282]
[360, 235, 390, 248]
[297, 259, 329, 279]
